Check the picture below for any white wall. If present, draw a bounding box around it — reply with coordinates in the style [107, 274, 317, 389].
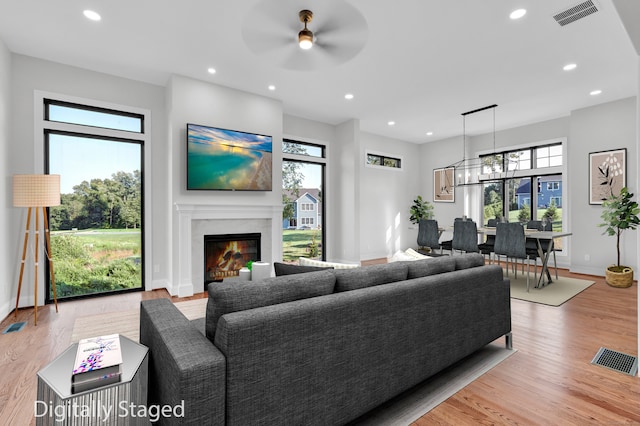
[0, 38, 12, 320]
[8, 54, 166, 308]
[569, 97, 637, 275]
[418, 135, 465, 239]
[359, 132, 420, 259]
[167, 75, 283, 293]
[332, 119, 361, 263]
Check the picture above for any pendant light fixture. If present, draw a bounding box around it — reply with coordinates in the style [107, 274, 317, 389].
[444, 104, 516, 187]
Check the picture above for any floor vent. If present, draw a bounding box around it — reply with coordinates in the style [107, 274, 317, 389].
[591, 347, 638, 376]
[553, 0, 599, 26]
[2, 322, 26, 334]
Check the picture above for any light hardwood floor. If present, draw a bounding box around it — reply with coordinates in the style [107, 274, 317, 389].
[0, 267, 638, 425]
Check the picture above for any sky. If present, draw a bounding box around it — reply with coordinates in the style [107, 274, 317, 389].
[47, 105, 142, 194]
[48, 134, 141, 194]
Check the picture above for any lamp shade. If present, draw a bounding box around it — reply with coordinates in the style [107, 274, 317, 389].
[13, 174, 61, 207]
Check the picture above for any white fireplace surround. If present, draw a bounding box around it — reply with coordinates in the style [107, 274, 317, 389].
[174, 203, 283, 297]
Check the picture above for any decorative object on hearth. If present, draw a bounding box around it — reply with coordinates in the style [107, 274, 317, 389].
[589, 148, 626, 205]
[251, 262, 272, 281]
[598, 186, 639, 287]
[442, 104, 517, 188]
[13, 174, 61, 325]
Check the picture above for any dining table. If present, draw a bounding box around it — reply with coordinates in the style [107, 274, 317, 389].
[477, 226, 572, 288]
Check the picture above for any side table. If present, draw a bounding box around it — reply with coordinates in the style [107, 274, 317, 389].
[36, 335, 149, 425]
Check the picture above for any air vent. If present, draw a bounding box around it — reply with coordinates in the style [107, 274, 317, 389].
[554, 0, 599, 26]
[2, 322, 26, 334]
[591, 347, 638, 376]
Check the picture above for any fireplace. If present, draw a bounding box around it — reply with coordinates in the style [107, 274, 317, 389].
[204, 233, 261, 286]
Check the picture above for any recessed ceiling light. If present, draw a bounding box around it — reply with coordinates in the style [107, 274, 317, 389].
[83, 10, 101, 21]
[510, 9, 527, 20]
[207, 68, 216, 74]
[426, 132, 433, 136]
[590, 89, 602, 96]
[388, 121, 395, 126]
[344, 93, 354, 100]
[563, 63, 577, 71]
[268, 85, 276, 91]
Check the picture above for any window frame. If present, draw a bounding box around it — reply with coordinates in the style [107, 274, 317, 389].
[35, 91, 152, 303]
[365, 150, 403, 170]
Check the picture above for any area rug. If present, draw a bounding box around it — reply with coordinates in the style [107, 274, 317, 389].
[349, 344, 517, 425]
[508, 273, 595, 306]
[70, 298, 207, 343]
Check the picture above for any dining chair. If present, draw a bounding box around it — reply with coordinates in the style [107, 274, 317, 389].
[417, 219, 444, 255]
[526, 220, 557, 279]
[493, 222, 534, 292]
[451, 220, 479, 254]
[478, 232, 495, 263]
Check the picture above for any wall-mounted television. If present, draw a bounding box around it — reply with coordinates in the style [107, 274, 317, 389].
[187, 123, 273, 191]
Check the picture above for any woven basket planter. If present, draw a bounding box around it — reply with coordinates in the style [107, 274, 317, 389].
[605, 266, 634, 288]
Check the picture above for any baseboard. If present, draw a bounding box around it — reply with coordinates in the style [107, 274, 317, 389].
[570, 265, 606, 277]
[148, 279, 170, 291]
[0, 300, 11, 325]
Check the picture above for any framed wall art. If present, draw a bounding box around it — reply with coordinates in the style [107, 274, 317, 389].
[589, 148, 626, 205]
[433, 167, 455, 203]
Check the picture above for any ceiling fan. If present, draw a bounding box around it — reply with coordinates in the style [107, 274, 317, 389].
[241, 0, 368, 71]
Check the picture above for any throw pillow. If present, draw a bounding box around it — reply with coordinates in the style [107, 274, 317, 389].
[333, 262, 409, 292]
[274, 262, 334, 276]
[298, 257, 360, 269]
[388, 250, 415, 262]
[205, 270, 336, 341]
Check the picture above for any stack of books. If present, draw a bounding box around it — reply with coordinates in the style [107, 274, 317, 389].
[72, 334, 123, 393]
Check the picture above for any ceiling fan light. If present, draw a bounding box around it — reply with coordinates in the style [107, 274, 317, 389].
[298, 29, 313, 49]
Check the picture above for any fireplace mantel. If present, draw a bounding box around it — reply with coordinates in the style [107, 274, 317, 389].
[173, 203, 283, 297]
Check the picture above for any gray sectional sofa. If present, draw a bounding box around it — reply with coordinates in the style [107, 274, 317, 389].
[140, 253, 512, 425]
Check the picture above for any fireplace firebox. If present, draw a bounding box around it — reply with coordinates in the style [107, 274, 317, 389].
[204, 233, 261, 287]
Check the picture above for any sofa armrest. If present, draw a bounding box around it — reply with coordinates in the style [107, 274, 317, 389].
[140, 299, 225, 425]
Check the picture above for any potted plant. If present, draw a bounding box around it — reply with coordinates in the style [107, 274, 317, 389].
[409, 195, 434, 224]
[599, 187, 640, 287]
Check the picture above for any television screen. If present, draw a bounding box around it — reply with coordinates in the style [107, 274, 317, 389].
[187, 123, 273, 191]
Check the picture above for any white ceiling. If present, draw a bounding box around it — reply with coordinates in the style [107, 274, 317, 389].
[0, 0, 637, 143]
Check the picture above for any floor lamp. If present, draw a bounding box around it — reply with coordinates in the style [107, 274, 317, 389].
[13, 174, 61, 326]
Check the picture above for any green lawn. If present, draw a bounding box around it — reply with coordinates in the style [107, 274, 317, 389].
[50, 229, 142, 298]
[282, 229, 322, 261]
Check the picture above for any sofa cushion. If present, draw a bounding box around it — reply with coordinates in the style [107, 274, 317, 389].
[205, 270, 336, 341]
[299, 257, 360, 269]
[454, 253, 486, 270]
[404, 256, 456, 279]
[333, 262, 409, 292]
[273, 262, 334, 276]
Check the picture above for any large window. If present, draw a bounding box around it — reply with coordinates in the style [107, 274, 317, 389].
[282, 139, 326, 261]
[480, 142, 563, 232]
[44, 98, 145, 300]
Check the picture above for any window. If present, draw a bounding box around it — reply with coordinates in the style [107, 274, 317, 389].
[43, 98, 145, 301]
[366, 152, 402, 169]
[536, 144, 562, 168]
[481, 143, 563, 229]
[282, 139, 326, 260]
[507, 150, 531, 171]
[45, 99, 144, 133]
